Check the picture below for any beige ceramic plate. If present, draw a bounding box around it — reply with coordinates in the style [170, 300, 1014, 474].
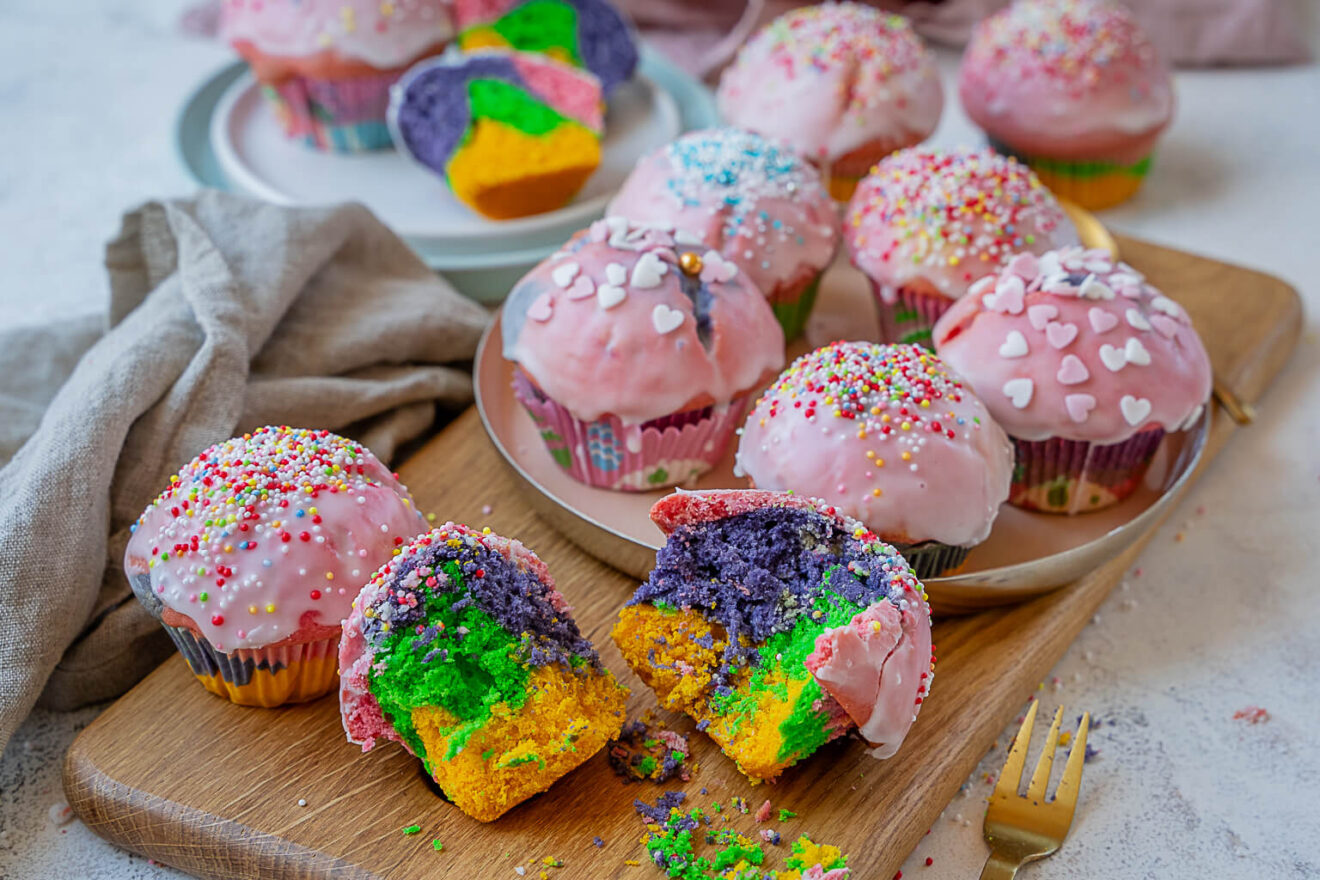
[475, 215, 1207, 612]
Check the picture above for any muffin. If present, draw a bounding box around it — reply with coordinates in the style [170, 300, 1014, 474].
[339, 523, 628, 821]
[933, 246, 1212, 513]
[717, 3, 943, 200]
[613, 489, 934, 781]
[502, 217, 785, 491]
[390, 50, 604, 219]
[607, 127, 840, 339]
[221, 0, 452, 152]
[454, 0, 638, 95]
[846, 147, 1079, 348]
[958, 0, 1175, 210]
[736, 342, 1013, 578]
[123, 426, 426, 707]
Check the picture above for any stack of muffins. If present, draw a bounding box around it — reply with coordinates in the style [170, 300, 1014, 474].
[122, 0, 1206, 846]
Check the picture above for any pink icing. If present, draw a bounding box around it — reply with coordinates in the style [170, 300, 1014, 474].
[339, 523, 560, 750]
[804, 599, 933, 758]
[957, 0, 1174, 162]
[606, 128, 839, 304]
[735, 342, 1013, 548]
[124, 427, 425, 652]
[221, 0, 453, 68]
[501, 218, 785, 425]
[933, 246, 1212, 443]
[716, 3, 943, 163]
[846, 147, 1079, 302]
[510, 53, 605, 132]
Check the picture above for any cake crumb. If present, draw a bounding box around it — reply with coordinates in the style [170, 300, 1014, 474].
[1233, 706, 1270, 724]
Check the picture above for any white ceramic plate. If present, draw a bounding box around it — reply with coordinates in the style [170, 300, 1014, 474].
[211, 73, 679, 249]
[474, 231, 1209, 612]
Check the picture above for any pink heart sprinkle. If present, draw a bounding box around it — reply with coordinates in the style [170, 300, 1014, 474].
[1150, 315, 1179, 338]
[1027, 304, 1058, 330]
[1065, 393, 1097, 423]
[565, 275, 595, 300]
[1006, 252, 1040, 282]
[526, 292, 553, 322]
[1045, 321, 1079, 349]
[1088, 307, 1119, 334]
[992, 274, 1026, 314]
[1056, 354, 1090, 385]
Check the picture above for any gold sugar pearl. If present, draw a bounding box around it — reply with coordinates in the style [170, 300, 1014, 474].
[679, 251, 704, 277]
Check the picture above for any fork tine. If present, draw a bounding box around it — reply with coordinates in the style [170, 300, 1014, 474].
[1025, 706, 1064, 802]
[1052, 712, 1091, 815]
[992, 700, 1038, 801]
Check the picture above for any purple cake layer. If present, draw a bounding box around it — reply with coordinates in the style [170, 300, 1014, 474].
[563, 0, 638, 94]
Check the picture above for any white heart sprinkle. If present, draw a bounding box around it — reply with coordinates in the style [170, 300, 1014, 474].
[674, 229, 704, 246]
[998, 330, 1029, 359]
[969, 275, 997, 298]
[700, 250, 738, 283]
[1056, 354, 1090, 385]
[1045, 321, 1078, 349]
[1003, 377, 1034, 409]
[1038, 251, 1063, 278]
[551, 261, 580, 288]
[1079, 274, 1115, 300]
[1109, 273, 1141, 289]
[1121, 395, 1153, 427]
[526, 292, 553, 322]
[652, 304, 685, 334]
[1125, 308, 1151, 331]
[597, 284, 626, 309]
[1123, 336, 1152, 366]
[1083, 257, 1113, 274]
[1040, 274, 1076, 295]
[1065, 393, 1097, 423]
[1151, 296, 1182, 317]
[605, 262, 627, 286]
[1027, 304, 1058, 330]
[630, 252, 668, 289]
[1099, 344, 1127, 372]
[1088, 307, 1119, 334]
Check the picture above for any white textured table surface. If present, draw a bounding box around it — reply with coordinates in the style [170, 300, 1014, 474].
[2, 2, 1318, 878]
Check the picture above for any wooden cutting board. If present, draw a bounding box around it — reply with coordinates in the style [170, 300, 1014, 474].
[63, 238, 1300, 880]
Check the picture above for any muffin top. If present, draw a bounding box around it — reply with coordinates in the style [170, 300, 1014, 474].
[958, 0, 1174, 155]
[607, 128, 839, 300]
[716, 3, 943, 164]
[736, 342, 1013, 548]
[502, 217, 785, 424]
[124, 426, 424, 652]
[339, 522, 613, 751]
[845, 147, 1078, 302]
[221, 0, 453, 74]
[453, 0, 638, 94]
[932, 247, 1212, 443]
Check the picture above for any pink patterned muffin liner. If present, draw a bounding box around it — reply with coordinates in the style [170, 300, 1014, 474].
[262, 71, 400, 152]
[1010, 428, 1166, 514]
[513, 370, 749, 491]
[870, 282, 955, 349]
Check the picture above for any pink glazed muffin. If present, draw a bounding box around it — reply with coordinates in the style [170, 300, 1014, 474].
[846, 147, 1079, 348]
[736, 342, 1013, 577]
[124, 427, 427, 706]
[502, 217, 785, 491]
[933, 247, 1211, 514]
[717, 3, 943, 200]
[607, 128, 840, 339]
[221, 0, 453, 152]
[958, 0, 1175, 209]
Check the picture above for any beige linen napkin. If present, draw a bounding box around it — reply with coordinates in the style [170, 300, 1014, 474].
[0, 191, 489, 753]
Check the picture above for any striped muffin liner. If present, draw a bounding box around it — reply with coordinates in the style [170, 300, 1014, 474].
[513, 369, 749, 491]
[893, 541, 971, 579]
[870, 281, 954, 349]
[262, 73, 398, 153]
[164, 624, 340, 707]
[1010, 428, 1166, 514]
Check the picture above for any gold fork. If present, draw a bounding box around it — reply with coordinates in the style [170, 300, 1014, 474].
[980, 702, 1091, 879]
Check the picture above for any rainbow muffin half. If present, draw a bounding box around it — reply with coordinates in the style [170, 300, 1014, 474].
[613, 490, 934, 782]
[340, 523, 628, 821]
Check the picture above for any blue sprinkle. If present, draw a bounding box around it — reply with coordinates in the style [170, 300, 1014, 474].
[295, 509, 305, 518]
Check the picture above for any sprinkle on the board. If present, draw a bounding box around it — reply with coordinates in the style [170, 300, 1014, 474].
[432, 839, 444, 852]
[403, 824, 421, 835]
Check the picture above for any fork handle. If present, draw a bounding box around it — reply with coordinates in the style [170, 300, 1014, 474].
[979, 851, 1022, 880]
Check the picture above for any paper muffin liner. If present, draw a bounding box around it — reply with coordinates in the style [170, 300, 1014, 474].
[261, 72, 400, 153]
[893, 540, 971, 579]
[769, 273, 823, 340]
[163, 623, 341, 707]
[825, 135, 920, 201]
[513, 370, 749, 491]
[1010, 427, 1166, 514]
[987, 138, 1153, 210]
[869, 281, 954, 349]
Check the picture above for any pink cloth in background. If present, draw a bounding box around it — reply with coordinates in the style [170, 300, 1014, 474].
[618, 0, 1312, 78]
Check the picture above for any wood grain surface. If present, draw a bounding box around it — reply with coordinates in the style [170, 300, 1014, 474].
[63, 238, 1301, 880]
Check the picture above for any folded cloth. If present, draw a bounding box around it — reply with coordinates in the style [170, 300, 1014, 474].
[0, 192, 489, 753]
